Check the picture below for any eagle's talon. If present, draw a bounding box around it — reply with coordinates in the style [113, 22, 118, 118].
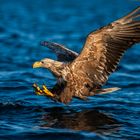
[33, 83, 54, 97]
[33, 83, 44, 95]
[35, 91, 42, 95]
[42, 85, 54, 97]
[33, 83, 40, 90]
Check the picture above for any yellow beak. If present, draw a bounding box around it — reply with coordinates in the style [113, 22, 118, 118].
[33, 61, 42, 68]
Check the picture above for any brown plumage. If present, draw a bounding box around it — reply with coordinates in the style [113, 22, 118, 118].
[33, 7, 140, 104]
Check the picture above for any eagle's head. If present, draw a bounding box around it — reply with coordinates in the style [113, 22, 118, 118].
[33, 58, 65, 77]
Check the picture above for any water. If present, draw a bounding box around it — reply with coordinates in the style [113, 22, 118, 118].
[0, 0, 140, 139]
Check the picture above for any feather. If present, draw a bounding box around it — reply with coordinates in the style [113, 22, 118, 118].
[70, 7, 140, 87]
[41, 41, 78, 62]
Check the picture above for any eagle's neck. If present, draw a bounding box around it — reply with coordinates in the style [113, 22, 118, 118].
[48, 61, 65, 78]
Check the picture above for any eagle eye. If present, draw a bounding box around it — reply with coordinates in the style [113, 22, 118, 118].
[41, 61, 44, 64]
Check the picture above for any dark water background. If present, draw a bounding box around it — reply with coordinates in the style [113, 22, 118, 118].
[0, 0, 140, 139]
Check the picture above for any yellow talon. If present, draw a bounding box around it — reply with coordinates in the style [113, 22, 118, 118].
[35, 91, 42, 95]
[33, 83, 54, 97]
[33, 83, 43, 95]
[42, 85, 54, 97]
[33, 83, 39, 90]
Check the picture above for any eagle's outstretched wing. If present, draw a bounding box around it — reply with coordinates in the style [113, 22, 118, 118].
[71, 7, 140, 87]
[41, 41, 78, 62]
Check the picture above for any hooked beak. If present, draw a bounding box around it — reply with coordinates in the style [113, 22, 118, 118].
[33, 61, 42, 68]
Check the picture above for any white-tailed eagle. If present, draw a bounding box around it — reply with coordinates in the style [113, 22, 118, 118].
[33, 7, 140, 104]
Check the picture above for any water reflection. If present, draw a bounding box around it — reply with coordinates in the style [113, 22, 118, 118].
[41, 108, 121, 134]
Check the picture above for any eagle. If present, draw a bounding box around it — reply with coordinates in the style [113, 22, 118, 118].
[33, 7, 140, 104]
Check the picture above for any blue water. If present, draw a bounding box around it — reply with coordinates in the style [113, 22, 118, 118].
[0, 0, 140, 139]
